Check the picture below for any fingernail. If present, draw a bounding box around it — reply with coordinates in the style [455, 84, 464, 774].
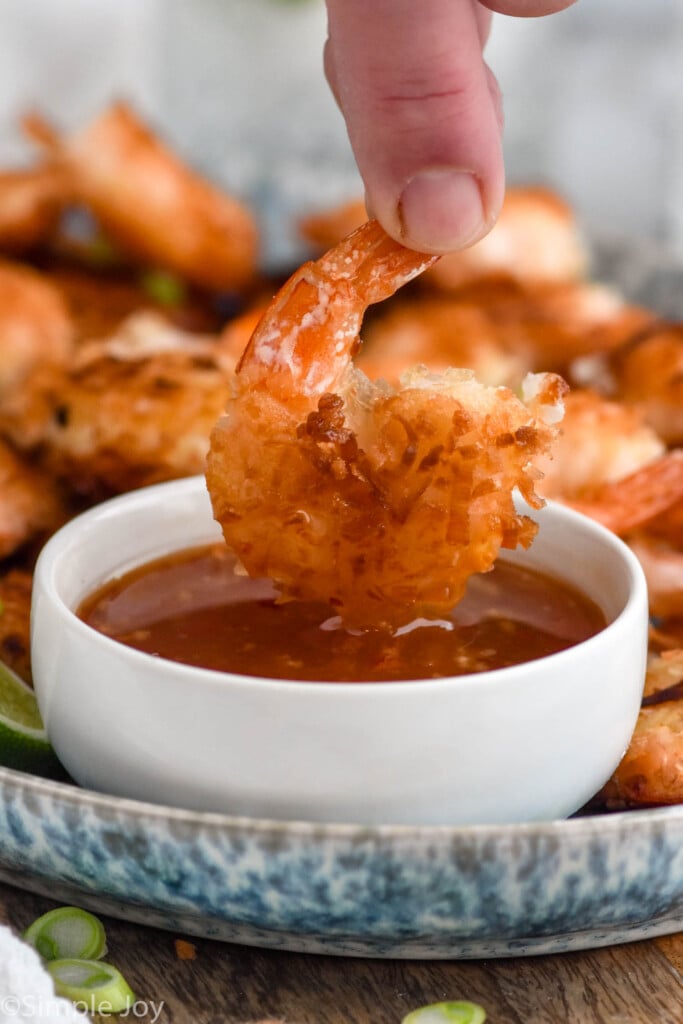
[398, 168, 486, 252]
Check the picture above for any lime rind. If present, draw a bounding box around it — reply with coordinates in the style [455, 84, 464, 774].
[0, 661, 44, 730]
[0, 660, 64, 776]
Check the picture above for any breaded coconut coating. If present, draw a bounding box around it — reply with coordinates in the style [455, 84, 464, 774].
[601, 651, 683, 807]
[0, 568, 33, 684]
[2, 313, 236, 499]
[207, 220, 567, 629]
[0, 438, 66, 559]
[0, 259, 74, 399]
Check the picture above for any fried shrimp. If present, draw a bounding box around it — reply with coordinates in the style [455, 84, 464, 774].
[0, 260, 74, 400]
[0, 439, 66, 559]
[610, 323, 683, 445]
[561, 450, 683, 536]
[0, 165, 68, 254]
[427, 187, 589, 291]
[535, 390, 665, 503]
[601, 650, 683, 807]
[2, 313, 237, 499]
[627, 533, 683, 619]
[356, 297, 527, 389]
[0, 568, 33, 683]
[24, 103, 259, 292]
[207, 220, 567, 629]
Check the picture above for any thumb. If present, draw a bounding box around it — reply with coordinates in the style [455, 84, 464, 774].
[324, 0, 505, 253]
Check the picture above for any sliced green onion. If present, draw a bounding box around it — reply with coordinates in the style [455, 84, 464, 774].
[140, 268, 187, 307]
[402, 1002, 487, 1024]
[46, 959, 135, 1014]
[24, 907, 107, 962]
[82, 234, 121, 268]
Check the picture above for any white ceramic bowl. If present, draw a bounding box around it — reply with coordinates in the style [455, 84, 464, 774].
[31, 475, 648, 826]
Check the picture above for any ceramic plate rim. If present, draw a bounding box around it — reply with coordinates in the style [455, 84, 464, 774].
[1, 761, 679, 840]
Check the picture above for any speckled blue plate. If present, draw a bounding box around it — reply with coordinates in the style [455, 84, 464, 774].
[2, 764, 683, 958]
[3, 238, 681, 959]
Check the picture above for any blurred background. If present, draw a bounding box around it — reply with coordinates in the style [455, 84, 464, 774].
[0, 0, 680, 267]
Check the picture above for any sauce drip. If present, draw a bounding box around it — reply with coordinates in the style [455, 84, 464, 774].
[78, 544, 606, 683]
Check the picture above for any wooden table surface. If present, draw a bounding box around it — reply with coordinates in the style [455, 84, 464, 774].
[2, 881, 683, 1024]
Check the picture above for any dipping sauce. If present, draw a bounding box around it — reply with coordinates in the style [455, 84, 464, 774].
[77, 544, 607, 682]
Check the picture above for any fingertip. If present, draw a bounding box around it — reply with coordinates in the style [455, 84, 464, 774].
[325, 0, 506, 254]
[396, 168, 489, 253]
[479, 0, 578, 15]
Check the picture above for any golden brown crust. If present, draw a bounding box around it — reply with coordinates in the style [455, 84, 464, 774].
[357, 296, 527, 387]
[0, 258, 74, 399]
[207, 221, 567, 628]
[0, 568, 33, 684]
[611, 323, 683, 445]
[601, 651, 683, 807]
[4, 314, 235, 499]
[0, 439, 67, 559]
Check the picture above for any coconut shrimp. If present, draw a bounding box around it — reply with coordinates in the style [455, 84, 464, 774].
[0, 438, 66, 559]
[24, 103, 259, 292]
[428, 187, 589, 291]
[601, 649, 683, 807]
[557, 450, 683, 536]
[0, 165, 68, 254]
[1, 313, 238, 499]
[0, 259, 74, 401]
[628, 533, 683, 620]
[207, 220, 567, 630]
[0, 569, 33, 688]
[299, 197, 367, 254]
[356, 296, 527, 389]
[622, 486, 683, 619]
[456, 279, 655, 376]
[610, 323, 683, 445]
[535, 390, 665, 504]
[0, 568, 33, 684]
[541, 441, 683, 618]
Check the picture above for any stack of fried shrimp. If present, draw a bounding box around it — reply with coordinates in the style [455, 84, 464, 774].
[0, 103, 682, 808]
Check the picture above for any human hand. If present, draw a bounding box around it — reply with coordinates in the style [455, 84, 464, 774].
[324, 0, 577, 253]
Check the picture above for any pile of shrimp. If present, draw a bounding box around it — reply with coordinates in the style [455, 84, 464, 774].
[0, 102, 266, 505]
[0, 99, 682, 807]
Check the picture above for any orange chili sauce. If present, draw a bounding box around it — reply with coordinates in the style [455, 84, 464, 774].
[77, 543, 607, 683]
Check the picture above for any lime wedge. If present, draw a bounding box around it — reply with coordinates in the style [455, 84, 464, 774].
[0, 660, 64, 777]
